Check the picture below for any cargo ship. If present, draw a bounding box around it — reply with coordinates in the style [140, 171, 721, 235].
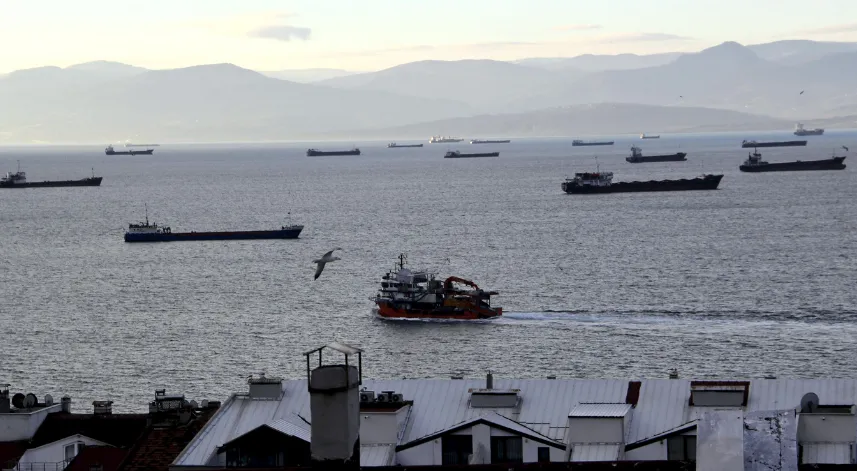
[572, 140, 614, 146]
[444, 151, 499, 158]
[739, 149, 846, 172]
[124, 215, 303, 242]
[640, 134, 660, 139]
[793, 123, 824, 136]
[1, 165, 102, 188]
[372, 254, 502, 320]
[562, 171, 722, 194]
[306, 148, 360, 156]
[741, 140, 806, 148]
[105, 145, 154, 156]
[470, 139, 511, 144]
[626, 145, 687, 163]
[387, 143, 423, 148]
[429, 136, 463, 143]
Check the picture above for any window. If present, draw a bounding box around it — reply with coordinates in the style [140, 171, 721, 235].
[64, 442, 85, 462]
[490, 436, 523, 464]
[537, 446, 550, 462]
[667, 435, 697, 461]
[441, 435, 472, 465]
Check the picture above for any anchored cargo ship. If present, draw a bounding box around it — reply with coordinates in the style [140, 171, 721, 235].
[444, 151, 499, 158]
[562, 171, 722, 194]
[470, 139, 510, 144]
[626, 145, 687, 163]
[372, 254, 502, 320]
[387, 143, 423, 148]
[306, 148, 360, 156]
[741, 140, 807, 148]
[572, 140, 614, 146]
[105, 145, 154, 156]
[429, 136, 463, 143]
[640, 134, 660, 139]
[1, 165, 102, 188]
[124, 215, 303, 242]
[794, 123, 824, 136]
[739, 149, 846, 172]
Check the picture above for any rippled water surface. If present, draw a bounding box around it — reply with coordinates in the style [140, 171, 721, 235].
[2, 131, 856, 410]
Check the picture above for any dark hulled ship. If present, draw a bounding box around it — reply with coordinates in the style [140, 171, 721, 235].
[625, 146, 687, 163]
[739, 149, 846, 172]
[306, 148, 361, 156]
[1, 166, 102, 188]
[387, 143, 423, 148]
[741, 140, 807, 148]
[470, 139, 511, 144]
[444, 151, 499, 158]
[562, 171, 722, 194]
[572, 140, 614, 146]
[124, 215, 303, 242]
[105, 145, 154, 155]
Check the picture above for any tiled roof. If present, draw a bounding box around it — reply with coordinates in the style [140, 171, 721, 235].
[119, 408, 218, 471]
[29, 413, 149, 449]
[65, 446, 128, 471]
[569, 403, 632, 418]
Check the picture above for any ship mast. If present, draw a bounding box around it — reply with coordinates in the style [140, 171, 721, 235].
[398, 253, 406, 270]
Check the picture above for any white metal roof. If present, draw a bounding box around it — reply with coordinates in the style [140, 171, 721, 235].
[171, 377, 857, 467]
[570, 444, 621, 462]
[569, 403, 632, 418]
[266, 417, 311, 442]
[801, 443, 853, 464]
[360, 444, 395, 466]
[400, 411, 562, 450]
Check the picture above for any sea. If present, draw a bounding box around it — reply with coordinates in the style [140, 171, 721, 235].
[1, 130, 856, 411]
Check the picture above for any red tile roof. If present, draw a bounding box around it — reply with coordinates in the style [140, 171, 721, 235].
[119, 408, 219, 471]
[65, 446, 128, 471]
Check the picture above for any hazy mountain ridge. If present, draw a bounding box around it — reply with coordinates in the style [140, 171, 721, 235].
[260, 68, 358, 83]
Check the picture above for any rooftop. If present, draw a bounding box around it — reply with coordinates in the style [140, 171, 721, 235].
[29, 412, 149, 449]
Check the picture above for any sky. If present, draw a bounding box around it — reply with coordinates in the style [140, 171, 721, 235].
[2, 0, 857, 73]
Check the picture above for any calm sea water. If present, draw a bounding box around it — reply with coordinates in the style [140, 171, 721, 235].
[2, 131, 856, 411]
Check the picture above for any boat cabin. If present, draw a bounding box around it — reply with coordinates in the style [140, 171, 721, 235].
[630, 146, 643, 158]
[743, 151, 767, 166]
[1, 171, 26, 184]
[567, 172, 614, 187]
[127, 221, 171, 234]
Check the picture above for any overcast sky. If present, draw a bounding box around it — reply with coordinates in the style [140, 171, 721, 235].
[2, 0, 857, 72]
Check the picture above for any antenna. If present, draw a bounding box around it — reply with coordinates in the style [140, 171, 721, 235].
[145, 203, 149, 226]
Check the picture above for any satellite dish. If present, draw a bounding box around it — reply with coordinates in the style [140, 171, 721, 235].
[45, 394, 54, 406]
[800, 392, 819, 413]
[189, 400, 198, 409]
[11, 393, 25, 409]
[25, 393, 37, 408]
[200, 399, 209, 408]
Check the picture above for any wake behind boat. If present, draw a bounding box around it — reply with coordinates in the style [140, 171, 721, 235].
[626, 145, 687, 163]
[739, 149, 846, 172]
[1, 164, 102, 188]
[307, 148, 360, 156]
[372, 254, 502, 320]
[562, 171, 722, 194]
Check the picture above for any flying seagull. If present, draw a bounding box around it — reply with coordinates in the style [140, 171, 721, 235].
[800, 90, 804, 95]
[843, 145, 850, 152]
[313, 248, 342, 280]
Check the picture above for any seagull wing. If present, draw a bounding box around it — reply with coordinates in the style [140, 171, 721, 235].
[322, 247, 342, 259]
[314, 262, 326, 280]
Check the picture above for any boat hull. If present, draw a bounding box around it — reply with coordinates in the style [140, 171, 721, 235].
[375, 301, 502, 320]
[740, 157, 846, 172]
[626, 153, 687, 163]
[106, 150, 154, 155]
[794, 130, 824, 136]
[742, 141, 807, 148]
[471, 140, 510, 144]
[124, 227, 303, 242]
[562, 175, 723, 194]
[307, 150, 361, 156]
[445, 152, 499, 158]
[572, 141, 614, 146]
[1, 177, 102, 188]
[388, 144, 423, 148]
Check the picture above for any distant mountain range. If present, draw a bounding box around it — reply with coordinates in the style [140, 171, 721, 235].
[1, 39, 856, 143]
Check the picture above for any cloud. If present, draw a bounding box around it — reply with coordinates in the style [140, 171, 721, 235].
[555, 24, 603, 32]
[596, 32, 693, 43]
[795, 23, 857, 36]
[251, 25, 312, 42]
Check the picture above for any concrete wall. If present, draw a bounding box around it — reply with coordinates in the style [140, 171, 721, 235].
[744, 410, 798, 471]
[361, 411, 399, 445]
[799, 413, 857, 443]
[0, 405, 61, 441]
[697, 410, 744, 471]
[17, 434, 109, 471]
[625, 440, 667, 461]
[567, 418, 623, 444]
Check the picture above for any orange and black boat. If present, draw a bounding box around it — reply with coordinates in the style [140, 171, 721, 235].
[372, 254, 502, 320]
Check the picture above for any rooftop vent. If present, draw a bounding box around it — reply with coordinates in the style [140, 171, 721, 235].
[61, 396, 72, 413]
[469, 373, 520, 409]
[689, 381, 749, 407]
[149, 390, 188, 413]
[93, 401, 113, 415]
[669, 368, 679, 379]
[247, 373, 283, 399]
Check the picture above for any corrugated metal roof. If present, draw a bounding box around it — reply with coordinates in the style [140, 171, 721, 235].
[569, 403, 632, 418]
[801, 443, 854, 464]
[570, 444, 621, 462]
[402, 411, 561, 449]
[360, 444, 395, 466]
[266, 417, 310, 442]
[172, 378, 857, 467]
